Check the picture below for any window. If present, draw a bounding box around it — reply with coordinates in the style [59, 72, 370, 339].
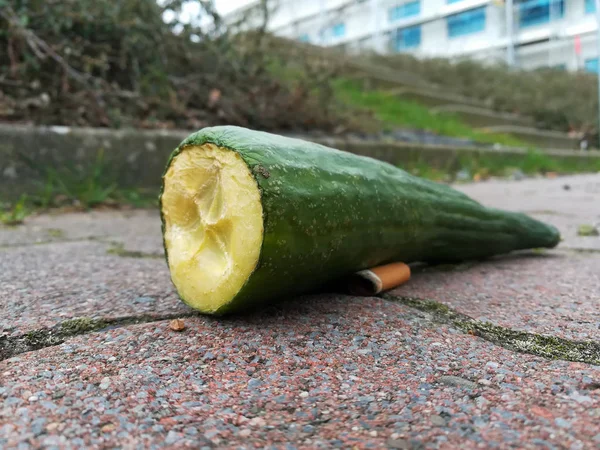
[447, 7, 486, 37]
[586, 0, 596, 13]
[585, 58, 598, 73]
[331, 23, 346, 38]
[447, 0, 463, 4]
[389, 1, 421, 21]
[553, 63, 567, 71]
[298, 34, 310, 42]
[517, 0, 564, 28]
[393, 25, 421, 50]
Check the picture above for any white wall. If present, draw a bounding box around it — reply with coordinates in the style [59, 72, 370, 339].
[224, 0, 600, 72]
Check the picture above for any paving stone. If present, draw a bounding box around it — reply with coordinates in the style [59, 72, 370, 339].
[456, 174, 600, 251]
[1, 297, 599, 449]
[394, 250, 600, 340]
[0, 210, 163, 255]
[1, 174, 599, 448]
[0, 241, 190, 335]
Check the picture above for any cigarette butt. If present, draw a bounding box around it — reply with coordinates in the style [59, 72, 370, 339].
[346, 262, 411, 296]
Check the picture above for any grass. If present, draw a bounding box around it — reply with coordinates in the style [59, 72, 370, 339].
[17, 149, 158, 211]
[457, 149, 600, 177]
[401, 148, 600, 183]
[332, 78, 527, 147]
[22, 149, 117, 209]
[1, 148, 158, 224]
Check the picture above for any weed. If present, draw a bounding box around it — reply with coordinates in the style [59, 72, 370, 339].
[404, 162, 450, 182]
[577, 224, 600, 237]
[19, 149, 117, 209]
[17, 149, 157, 210]
[113, 189, 159, 209]
[0, 195, 31, 226]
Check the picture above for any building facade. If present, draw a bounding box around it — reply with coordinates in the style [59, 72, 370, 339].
[225, 0, 600, 72]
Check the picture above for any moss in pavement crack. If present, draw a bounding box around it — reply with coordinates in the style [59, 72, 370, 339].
[106, 242, 162, 259]
[566, 247, 600, 254]
[1, 313, 198, 361]
[46, 228, 64, 238]
[1, 318, 110, 361]
[60, 317, 108, 335]
[384, 294, 600, 365]
[419, 261, 480, 273]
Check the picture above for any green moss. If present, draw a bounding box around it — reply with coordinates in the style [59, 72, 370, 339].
[2, 312, 199, 361]
[421, 261, 480, 273]
[24, 329, 62, 348]
[458, 320, 600, 363]
[59, 317, 107, 335]
[106, 242, 162, 259]
[46, 228, 64, 238]
[567, 248, 600, 254]
[396, 297, 452, 315]
[524, 210, 568, 216]
[18, 318, 107, 352]
[385, 295, 600, 365]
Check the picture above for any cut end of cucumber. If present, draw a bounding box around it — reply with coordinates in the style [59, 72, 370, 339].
[161, 143, 263, 313]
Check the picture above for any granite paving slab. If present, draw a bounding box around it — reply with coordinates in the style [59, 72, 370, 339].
[0, 241, 189, 335]
[1, 297, 599, 449]
[394, 250, 600, 340]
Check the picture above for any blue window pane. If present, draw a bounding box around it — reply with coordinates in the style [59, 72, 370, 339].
[586, 0, 596, 13]
[298, 34, 310, 42]
[393, 25, 421, 50]
[389, 1, 421, 21]
[447, 7, 486, 38]
[447, 0, 463, 4]
[517, 0, 564, 28]
[332, 23, 345, 37]
[585, 58, 598, 73]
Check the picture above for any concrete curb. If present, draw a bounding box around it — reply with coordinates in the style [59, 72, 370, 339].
[1, 124, 599, 200]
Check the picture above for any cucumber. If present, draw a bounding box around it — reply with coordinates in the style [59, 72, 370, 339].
[160, 126, 560, 314]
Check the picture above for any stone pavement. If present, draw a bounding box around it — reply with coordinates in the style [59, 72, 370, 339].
[1, 174, 599, 449]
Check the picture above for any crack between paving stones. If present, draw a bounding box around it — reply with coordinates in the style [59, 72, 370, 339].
[0, 236, 163, 259]
[103, 240, 163, 259]
[0, 237, 94, 250]
[0, 312, 200, 362]
[383, 294, 600, 366]
[563, 247, 600, 254]
[2, 287, 599, 366]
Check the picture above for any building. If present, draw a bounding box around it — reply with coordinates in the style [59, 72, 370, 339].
[224, 0, 600, 72]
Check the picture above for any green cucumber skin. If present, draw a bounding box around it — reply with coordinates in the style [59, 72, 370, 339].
[160, 126, 560, 314]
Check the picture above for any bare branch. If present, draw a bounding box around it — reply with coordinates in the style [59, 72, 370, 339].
[0, 6, 91, 87]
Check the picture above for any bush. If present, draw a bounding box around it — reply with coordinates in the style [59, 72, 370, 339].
[0, 0, 343, 131]
[367, 52, 598, 137]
